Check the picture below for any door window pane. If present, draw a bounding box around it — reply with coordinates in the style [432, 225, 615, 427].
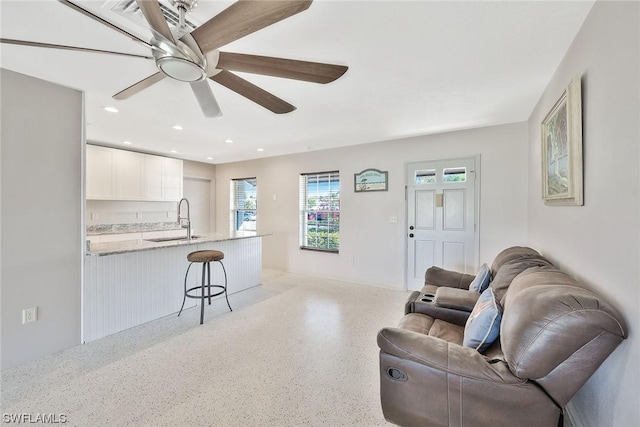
[443, 167, 466, 183]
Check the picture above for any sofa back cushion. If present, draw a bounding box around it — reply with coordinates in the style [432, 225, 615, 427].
[501, 267, 627, 405]
[490, 246, 541, 278]
[490, 257, 552, 304]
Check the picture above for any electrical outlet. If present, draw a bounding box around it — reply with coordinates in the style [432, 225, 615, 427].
[389, 216, 398, 223]
[91, 212, 99, 220]
[22, 307, 38, 324]
[349, 256, 355, 265]
[136, 212, 142, 219]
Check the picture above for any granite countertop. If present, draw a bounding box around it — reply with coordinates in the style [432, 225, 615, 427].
[87, 222, 182, 236]
[87, 233, 265, 256]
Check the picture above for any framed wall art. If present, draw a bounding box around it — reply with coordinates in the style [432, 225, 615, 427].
[354, 168, 388, 192]
[541, 74, 583, 206]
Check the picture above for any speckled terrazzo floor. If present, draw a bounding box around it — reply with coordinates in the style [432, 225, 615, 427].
[1, 270, 409, 426]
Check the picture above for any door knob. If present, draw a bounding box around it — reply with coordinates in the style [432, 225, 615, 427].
[409, 233, 414, 238]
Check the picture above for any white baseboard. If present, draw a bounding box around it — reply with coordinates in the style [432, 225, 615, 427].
[565, 401, 586, 427]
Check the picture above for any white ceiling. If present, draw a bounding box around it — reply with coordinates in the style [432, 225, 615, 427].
[0, 0, 594, 164]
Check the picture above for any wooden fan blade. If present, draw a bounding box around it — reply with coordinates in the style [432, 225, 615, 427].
[113, 72, 166, 100]
[189, 80, 222, 118]
[210, 70, 295, 114]
[58, 0, 152, 49]
[190, 0, 312, 54]
[0, 38, 153, 60]
[217, 52, 348, 84]
[135, 0, 176, 44]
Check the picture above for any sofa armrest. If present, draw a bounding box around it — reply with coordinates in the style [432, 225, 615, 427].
[425, 266, 475, 289]
[377, 327, 522, 384]
[434, 287, 479, 312]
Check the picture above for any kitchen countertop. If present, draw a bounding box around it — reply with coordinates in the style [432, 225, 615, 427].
[87, 233, 265, 256]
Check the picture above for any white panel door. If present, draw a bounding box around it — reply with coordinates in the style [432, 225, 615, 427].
[406, 158, 477, 291]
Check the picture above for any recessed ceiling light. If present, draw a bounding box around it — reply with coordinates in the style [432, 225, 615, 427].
[172, 125, 183, 130]
[225, 139, 234, 144]
[170, 150, 178, 154]
[123, 141, 133, 145]
[257, 148, 265, 152]
[103, 106, 118, 113]
[206, 156, 213, 160]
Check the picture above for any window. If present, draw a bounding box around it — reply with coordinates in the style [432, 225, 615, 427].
[415, 169, 436, 184]
[443, 167, 467, 183]
[230, 178, 257, 237]
[299, 171, 340, 252]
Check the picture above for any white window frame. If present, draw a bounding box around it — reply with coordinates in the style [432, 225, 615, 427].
[299, 171, 340, 252]
[230, 177, 257, 237]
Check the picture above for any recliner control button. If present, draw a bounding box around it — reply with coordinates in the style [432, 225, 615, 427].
[387, 368, 408, 382]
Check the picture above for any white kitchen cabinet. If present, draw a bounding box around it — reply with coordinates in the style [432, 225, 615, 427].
[162, 157, 183, 201]
[116, 150, 144, 200]
[86, 145, 116, 199]
[143, 155, 163, 201]
[86, 145, 183, 201]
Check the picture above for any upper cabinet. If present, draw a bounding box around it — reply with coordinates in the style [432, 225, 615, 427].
[86, 145, 183, 201]
[162, 157, 183, 201]
[143, 155, 163, 201]
[116, 150, 144, 200]
[86, 145, 117, 199]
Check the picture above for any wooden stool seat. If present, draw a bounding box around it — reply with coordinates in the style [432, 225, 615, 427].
[187, 250, 224, 263]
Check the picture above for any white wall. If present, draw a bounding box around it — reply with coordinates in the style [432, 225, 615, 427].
[1, 69, 83, 370]
[216, 122, 528, 289]
[183, 160, 216, 233]
[526, 2, 639, 425]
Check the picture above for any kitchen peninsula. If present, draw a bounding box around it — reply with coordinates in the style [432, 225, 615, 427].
[84, 233, 263, 342]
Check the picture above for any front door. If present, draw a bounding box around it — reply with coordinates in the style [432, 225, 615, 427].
[406, 158, 477, 291]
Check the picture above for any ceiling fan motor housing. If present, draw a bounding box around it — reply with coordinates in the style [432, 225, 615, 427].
[153, 33, 207, 82]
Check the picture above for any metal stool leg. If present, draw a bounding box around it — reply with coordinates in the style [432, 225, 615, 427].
[178, 262, 194, 317]
[199, 262, 206, 325]
[219, 260, 232, 312]
[207, 261, 212, 305]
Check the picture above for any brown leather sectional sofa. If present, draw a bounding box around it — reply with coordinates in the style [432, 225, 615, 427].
[378, 247, 627, 427]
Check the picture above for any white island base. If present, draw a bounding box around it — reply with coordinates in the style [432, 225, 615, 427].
[83, 235, 262, 342]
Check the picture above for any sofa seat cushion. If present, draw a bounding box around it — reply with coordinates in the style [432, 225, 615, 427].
[398, 313, 464, 345]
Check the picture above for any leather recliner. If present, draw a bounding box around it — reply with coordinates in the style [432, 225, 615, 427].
[405, 246, 551, 325]
[378, 265, 627, 427]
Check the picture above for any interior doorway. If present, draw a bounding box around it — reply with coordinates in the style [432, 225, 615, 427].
[406, 157, 478, 291]
[183, 177, 212, 235]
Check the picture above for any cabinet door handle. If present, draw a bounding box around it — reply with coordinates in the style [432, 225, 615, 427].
[409, 233, 414, 238]
[409, 226, 414, 230]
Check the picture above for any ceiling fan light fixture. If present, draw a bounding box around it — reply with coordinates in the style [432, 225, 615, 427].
[157, 56, 205, 82]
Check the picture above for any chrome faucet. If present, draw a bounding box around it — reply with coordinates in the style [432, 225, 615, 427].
[178, 197, 191, 240]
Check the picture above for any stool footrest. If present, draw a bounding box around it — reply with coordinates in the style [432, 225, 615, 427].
[184, 285, 227, 299]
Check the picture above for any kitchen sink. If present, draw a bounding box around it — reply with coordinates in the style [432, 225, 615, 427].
[145, 235, 201, 243]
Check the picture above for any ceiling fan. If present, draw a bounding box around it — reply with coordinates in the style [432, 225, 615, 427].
[1, 0, 348, 117]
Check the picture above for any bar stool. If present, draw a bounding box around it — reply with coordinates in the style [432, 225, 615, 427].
[178, 250, 232, 324]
